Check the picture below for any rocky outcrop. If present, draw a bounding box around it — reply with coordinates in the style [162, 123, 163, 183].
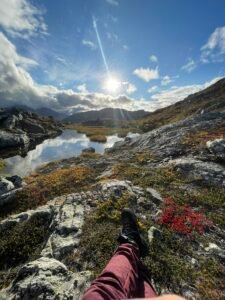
[42, 195, 85, 260]
[207, 138, 225, 162]
[169, 157, 225, 187]
[21, 119, 46, 134]
[108, 112, 225, 159]
[0, 131, 29, 149]
[0, 205, 53, 231]
[0, 181, 162, 299]
[1, 257, 92, 300]
[0, 175, 25, 206]
[0, 107, 62, 158]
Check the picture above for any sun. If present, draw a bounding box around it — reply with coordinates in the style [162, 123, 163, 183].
[104, 77, 121, 93]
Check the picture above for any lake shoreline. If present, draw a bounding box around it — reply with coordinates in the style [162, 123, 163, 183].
[1, 130, 139, 177]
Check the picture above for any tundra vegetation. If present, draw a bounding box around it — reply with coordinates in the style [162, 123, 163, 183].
[1, 82, 225, 298]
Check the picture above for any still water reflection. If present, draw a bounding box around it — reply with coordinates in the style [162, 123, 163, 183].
[3, 130, 137, 177]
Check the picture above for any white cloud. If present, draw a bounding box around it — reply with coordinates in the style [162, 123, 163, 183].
[201, 26, 225, 63]
[82, 40, 97, 50]
[149, 55, 158, 63]
[0, 0, 47, 37]
[133, 67, 159, 82]
[181, 58, 197, 72]
[55, 56, 67, 65]
[106, 0, 119, 6]
[0, 32, 223, 115]
[126, 83, 137, 94]
[161, 75, 174, 86]
[0, 32, 149, 113]
[77, 84, 88, 93]
[106, 32, 118, 41]
[148, 85, 158, 93]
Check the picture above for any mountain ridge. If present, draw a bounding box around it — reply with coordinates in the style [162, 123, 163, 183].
[63, 107, 149, 125]
[137, 77, 225, 131]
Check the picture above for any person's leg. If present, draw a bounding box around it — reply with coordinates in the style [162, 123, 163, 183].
[144, 280, 157, 298]
[82, 243, 141, 300]
[82, 208, 157, 300]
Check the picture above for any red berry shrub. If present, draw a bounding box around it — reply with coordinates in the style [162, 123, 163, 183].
[158, 198, 212, 236]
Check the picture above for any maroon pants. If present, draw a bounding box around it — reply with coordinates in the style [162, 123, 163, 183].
[82, 243, 156, 299]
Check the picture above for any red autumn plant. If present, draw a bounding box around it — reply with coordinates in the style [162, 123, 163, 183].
[158, 198, 212, 236]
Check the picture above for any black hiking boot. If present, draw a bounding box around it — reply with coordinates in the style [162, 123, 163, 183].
[117, 208, 149, 257]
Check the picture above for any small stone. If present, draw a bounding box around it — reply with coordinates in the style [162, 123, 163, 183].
[207, 139, 225, 161]
[0, 177, 15, 196]
[146, 187, 163, 202]
[148, 226, 162, 243]
[82, 147, 95, 153]
[137, 197, 146, 206]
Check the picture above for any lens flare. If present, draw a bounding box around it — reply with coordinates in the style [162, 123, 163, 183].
[104, 77, 121, 93]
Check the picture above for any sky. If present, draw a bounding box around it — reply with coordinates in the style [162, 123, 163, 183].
[0, 0, 225, 114]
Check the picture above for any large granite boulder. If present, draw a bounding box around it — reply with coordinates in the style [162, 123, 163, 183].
[1, 257, 91, 300]
[169, 157, 225, 187]
[0, 131, 29, 149]
[207, 138, 225, 162]
[21, 119, 46, 134]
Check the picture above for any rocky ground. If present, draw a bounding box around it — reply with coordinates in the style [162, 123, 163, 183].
[0, 107, 62, 158]
[0, 111, 225, 299]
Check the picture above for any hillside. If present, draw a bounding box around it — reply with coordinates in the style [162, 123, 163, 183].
[63, 107, 148, 125]
[136, 78, 225, 132]
[36, 107, 67, 121]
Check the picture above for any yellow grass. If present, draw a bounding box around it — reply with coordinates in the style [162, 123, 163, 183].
[64, 124, 139, 142]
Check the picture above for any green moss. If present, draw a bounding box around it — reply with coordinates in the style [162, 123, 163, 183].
[80, 152, 102, 159]
[192, 188, 225, 210]
[110, 163, 182, 193]
[0, 159, 6, 172]
[196, 259, 225, 299]
[0, 214, 51, 289]
[89, 135, 107, 143]
[64, 124, 140, 141]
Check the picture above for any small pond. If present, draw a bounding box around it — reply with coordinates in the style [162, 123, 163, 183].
[1, 130, 139, 177]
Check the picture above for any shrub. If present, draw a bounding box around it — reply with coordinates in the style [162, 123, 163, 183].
[0, 166, 94, 219]
[0, 159, 6, 172]
[0, 214, 51, 270]
[158, 198, 212, 237]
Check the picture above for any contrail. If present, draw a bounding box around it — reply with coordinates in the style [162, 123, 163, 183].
[92, 16, 110, 76]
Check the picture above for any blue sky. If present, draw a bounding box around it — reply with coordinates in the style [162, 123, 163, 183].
[0, 0, 225, 113]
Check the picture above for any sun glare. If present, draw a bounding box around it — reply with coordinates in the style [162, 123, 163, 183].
[104, 77, 121, 93]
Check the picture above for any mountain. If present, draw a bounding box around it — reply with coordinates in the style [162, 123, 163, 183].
[137, 77, 225, 131]
[1, 105, 67, 121]
[63, 108, 148, 125]
[35, 107, 67, 120]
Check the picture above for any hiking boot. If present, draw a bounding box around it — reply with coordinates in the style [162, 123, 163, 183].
[117, 208, 149, 257]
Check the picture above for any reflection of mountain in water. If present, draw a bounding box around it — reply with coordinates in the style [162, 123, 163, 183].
[3, 130, 137, 177]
